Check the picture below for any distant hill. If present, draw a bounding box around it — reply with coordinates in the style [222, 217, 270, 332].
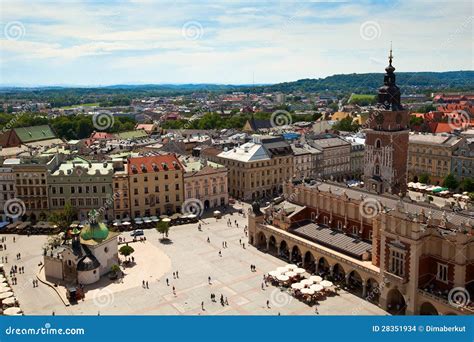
[1, 71, 472, 98]
[251, 71, 474, 94]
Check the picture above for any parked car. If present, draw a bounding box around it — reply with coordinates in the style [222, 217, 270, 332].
[130, 229, 144, 237]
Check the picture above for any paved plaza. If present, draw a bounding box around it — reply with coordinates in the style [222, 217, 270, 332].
[1, 204, 386, 315]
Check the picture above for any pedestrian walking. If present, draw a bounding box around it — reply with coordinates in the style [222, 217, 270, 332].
[266, 300, 270, 308]
[166, 278, 169, 286]
[208, 276, 211, 284]
[173, 272, 176, 279]
[176, 270, 179, 278]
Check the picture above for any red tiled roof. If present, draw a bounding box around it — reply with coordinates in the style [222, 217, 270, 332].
[91, 132, 114, 140]
[127, 154, 183, 175]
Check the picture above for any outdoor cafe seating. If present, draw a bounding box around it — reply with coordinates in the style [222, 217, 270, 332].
[266, 264, 335, 304]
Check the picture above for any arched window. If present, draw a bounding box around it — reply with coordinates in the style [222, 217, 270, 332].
[375, 139, 382, 149]
[375, 164, 380, 176]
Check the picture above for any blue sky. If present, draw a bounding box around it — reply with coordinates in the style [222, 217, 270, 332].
[0, 0, 472, 86]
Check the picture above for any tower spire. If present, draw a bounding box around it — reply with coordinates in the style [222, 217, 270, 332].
[389, 42, 393, 66]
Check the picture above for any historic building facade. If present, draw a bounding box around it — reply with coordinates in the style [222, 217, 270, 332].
[363, 50, 409, 195]
[12, 162, 50, 219]
[182, 158, 228, 210]
[248, 181, 473, 315]
[48, 157, 115, 221]
[408, 134, 463, 184]
[209, 136, 293, 201]
[0, 164, 17, 222]
[248, 52, 473, 316]
[127, 154, 184, 218]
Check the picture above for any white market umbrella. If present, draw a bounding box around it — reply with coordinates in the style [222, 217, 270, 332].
[285, 271, 297, 278]
[291, 283, 305, 290]
[0, 291, 14, 299]
[300, 279, 313, 287]
[213, 210, 221, 215]
[0, 286, 12, 293]
[453, 194, 462, 198]
[320, 280, 333, 288]
[0, 283, 9, 288]
[301, 288, 315, 295]
[309, 275, 323, 283]
[122, 221, 131, 226]
[2, 296, 17, 306]
[285, 264, 298, 270]
[144, 219, 152, 223]
[276, 267, 288, 273]
[294, 268, 306, 274]
[187, 214, 197, 219]
[276, 275, 290, 282]
[3, 307, 22, 316]
[268, 271, 281, 278]
[310, 284, 324, 292]
[162, 218, 171, 223]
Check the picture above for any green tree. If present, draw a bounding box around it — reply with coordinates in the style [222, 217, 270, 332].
[418, 174, 430, 184]
[119, 245, 135, 261]
[156, 221, 170, 239]
[48, 202, 77, 240]
[459, 178, 474, 193]
[442, 174, 459, 190]
[409, 116, 424, 127]
[332, 116, 360, 132]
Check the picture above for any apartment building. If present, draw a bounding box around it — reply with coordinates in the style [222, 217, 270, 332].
[182, 158, 228, 210]
[209, 136, 293, 201]
[127, 155, 184, 218]
[309, 135, 351, 181]
[408, 134, 463, 184]
[0, 162, 17, 222]
[48, 157, 115, 221]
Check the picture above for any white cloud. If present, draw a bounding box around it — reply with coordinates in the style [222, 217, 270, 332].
[0, 0, 472, 85]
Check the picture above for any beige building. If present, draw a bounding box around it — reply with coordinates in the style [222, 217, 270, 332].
[182, 158, 228, 210]
[309, 136, 351, 181]
[112, 162, 130, 220]
[249, 181, 473, 315]
[408, 134, 463, 184]
[12, 162, 49, 219]
[208, 136, 293, 201]
[127, 154, 184, 218]
[0, 162, 17, 222]
[290, 144, 322, 180]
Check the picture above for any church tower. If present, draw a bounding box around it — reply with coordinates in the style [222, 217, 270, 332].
[363, 47, 409, 195]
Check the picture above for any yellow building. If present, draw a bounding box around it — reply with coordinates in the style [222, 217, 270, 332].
[127, 155, 184, 218]
[408, 134, 463, 184]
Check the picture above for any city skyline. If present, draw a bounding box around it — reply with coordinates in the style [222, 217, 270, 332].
[1, 0, 473, 86]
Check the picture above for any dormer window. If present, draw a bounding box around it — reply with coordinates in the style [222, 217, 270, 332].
[375, 139, 381, 149]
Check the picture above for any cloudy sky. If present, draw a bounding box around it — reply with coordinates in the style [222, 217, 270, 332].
[0, 0, 472, 86]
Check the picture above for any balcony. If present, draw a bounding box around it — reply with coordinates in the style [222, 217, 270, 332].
[383, 270, 408, 285]
[418, 288, 474, 314]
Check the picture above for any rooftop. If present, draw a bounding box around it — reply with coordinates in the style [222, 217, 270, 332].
[128, 154, 182, 174]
